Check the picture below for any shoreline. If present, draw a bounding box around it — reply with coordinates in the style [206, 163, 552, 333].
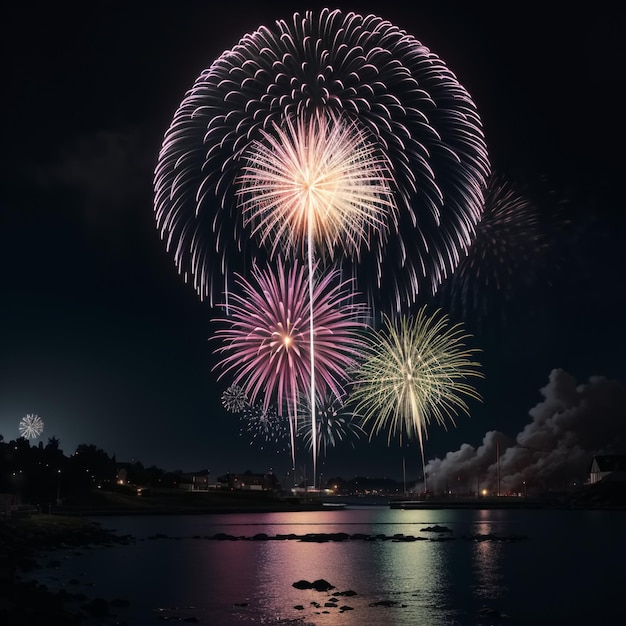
[0, 514, 134, 625]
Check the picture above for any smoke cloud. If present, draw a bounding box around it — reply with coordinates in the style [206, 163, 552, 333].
[423, 369, 626, 495]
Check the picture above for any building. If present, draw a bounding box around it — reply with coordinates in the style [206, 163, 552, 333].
[217, 471, 280, 492]
[589, 455, 626, 484]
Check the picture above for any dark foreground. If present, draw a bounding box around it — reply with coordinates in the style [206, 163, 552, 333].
[0, 514, 134, 625]
[0, 490, 337, 625]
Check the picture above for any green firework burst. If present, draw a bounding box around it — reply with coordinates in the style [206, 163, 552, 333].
[350, 307, 483, 473]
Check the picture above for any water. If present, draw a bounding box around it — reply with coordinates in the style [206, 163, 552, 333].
[30, 506, 625, 624]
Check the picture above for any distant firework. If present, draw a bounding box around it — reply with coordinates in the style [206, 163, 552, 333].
[154, 8, 490, 311]
[298, 394, 365, 459]
[221, 385, 249, 413]
[350, 308, 483, 478]
[19, 414, 44, 439]
[436, 175, 562, 326]
[240, 403, 290, 451]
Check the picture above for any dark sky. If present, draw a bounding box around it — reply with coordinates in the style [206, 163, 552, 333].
[1, 1, 624, 483]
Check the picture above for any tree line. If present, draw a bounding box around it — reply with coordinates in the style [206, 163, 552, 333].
[0, 434, 179, 506]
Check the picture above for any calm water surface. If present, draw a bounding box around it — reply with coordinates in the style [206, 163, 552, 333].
[31, 506, 625, 625]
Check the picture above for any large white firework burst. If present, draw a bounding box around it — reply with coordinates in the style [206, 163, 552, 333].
[236, 110, 396, 262]
[19, 413, 44, 440]
[154, 8, 490, 311]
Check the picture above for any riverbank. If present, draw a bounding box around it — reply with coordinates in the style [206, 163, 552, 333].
[31, 479, 626, 518]
[55, 487, 333, 516]
[389, 481, 626, 510]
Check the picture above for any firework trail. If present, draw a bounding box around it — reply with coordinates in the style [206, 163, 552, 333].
[19, 414, 44, 439]
[240, 403, 290, 452]
[221, 385, 249, 413]
[237, 108, 395, 481]
[212, 259, 367, 470]
[349, 307, 483, 486]
[298, 393, 365, 460]
[154, 8, 490, 312]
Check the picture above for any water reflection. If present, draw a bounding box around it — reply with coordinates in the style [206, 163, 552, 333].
[30, 508, 626, 625]
[220, 510, 480, 624]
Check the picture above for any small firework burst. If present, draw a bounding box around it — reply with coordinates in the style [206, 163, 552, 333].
[298, 394, 365, 459]
[19, 414, 44, 439]
[240, 403, 290, 451]
[350, 307, 483, 474]
[221, 385, 249, 413]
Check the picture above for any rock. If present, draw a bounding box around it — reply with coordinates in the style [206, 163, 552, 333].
[369, 599, 398, 607]
[211, 532, 238, 541]
[292, 579, 313, 589]
[81, 596, 110, 616]
[312, 579, 335, 591]
[420, 525, 452, 533]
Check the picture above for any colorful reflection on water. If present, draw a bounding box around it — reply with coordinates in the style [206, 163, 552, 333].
[27, 507, 626, 625]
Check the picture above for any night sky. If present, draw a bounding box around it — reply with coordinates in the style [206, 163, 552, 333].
[1, 1, 624, 483]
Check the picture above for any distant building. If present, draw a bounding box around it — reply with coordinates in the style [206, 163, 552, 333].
[116, 463, 133, 485]
[589, 455, 626, 484]
[182, 473, 218, 491]
[217, 471, 280, 492]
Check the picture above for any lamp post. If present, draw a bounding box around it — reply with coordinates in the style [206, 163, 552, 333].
[56, 469, 62, 507]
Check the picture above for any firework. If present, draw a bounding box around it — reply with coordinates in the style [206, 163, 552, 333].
[236, 110, 396, 262]
[349, 308, 483, 480]
[154, 8, 490, 310]
[436, 175, 560, 326]
[221, 385, 249, 413]
[298, 393, 365, 459]
[212, 259, 367, 468]
[19, 413, 44, 439]
[240, 403, 290, 451]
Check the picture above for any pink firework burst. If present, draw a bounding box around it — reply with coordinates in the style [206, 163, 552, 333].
[212, 259, 367, 467]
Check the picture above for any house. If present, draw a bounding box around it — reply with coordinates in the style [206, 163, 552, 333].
[217, 471, 280, 492]
[589, 455, 626, 484]
[115, 463, 133, 485]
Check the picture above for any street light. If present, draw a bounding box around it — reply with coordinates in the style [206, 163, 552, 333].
[56, 469, 62, 506]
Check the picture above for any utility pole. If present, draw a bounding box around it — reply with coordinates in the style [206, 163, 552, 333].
[496, 437, 501, 496]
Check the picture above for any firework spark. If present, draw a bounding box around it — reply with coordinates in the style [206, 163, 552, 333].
[240, 403, 290, 452]
[221, 385, 249, 413]
[19, 414, 44, 440]
[154, 8, 490, 310]
[212, 259, 367, 469]
[349, 308, 483, 482]
[298, 393, 365, 459]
